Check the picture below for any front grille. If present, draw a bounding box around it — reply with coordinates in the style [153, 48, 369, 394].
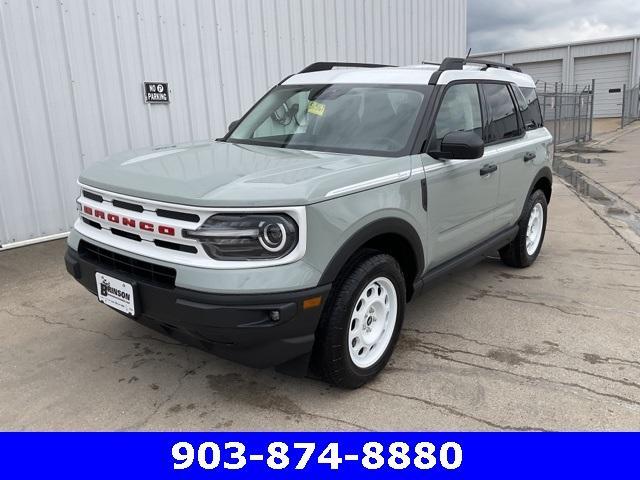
[156, 209, 200, 223]
[154, 239, 198, 253]
[111, 228, 142, 242]
[112, 199, 144, 212]
[82, 190, 103, 202]
[82, 217, 102, 230]
[78, 240, 176, 288]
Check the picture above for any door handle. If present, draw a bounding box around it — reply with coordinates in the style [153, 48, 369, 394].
[524, 151, 536, 162]
[479, 164, 498, 176]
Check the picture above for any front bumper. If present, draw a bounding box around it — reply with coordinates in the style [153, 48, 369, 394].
[65, 245, 331, 368]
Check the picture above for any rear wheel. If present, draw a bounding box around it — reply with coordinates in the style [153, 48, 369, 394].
[499, 189, 548, 268]
[313, 252, 406, 388]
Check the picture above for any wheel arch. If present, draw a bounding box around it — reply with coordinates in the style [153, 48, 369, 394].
[528, 166, 553, 204]
[318, 217, 425, 301]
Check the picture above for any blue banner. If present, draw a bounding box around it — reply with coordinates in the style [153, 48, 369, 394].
[1, 433, 638, 478]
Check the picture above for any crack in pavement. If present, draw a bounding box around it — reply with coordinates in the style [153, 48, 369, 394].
[0, 307, 184, 347]
[461, 280, 640, 319]
[539, 258, 640, 272]
[453, 283, 601, 319]
[1, 308, 122, 341]
[403, 328, 640, 371]
[399, 338, 640, 409]
[366, 386, 551, 431]
[454, 277, 640, 320]
[403, 336, 640, 391]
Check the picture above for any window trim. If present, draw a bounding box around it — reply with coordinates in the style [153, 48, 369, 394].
[417, 79, 485, 155]
[479, 81, 527, 147]
[512, 83, 544, 131]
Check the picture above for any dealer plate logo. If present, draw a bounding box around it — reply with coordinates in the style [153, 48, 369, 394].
[95, 272, 135, 316]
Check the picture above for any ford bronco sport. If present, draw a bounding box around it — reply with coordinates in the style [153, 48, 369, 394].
[65, 58, 552, 388]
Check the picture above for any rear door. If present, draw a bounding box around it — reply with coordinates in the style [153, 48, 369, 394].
[483, 83, 548, 230]
[422, 82, 499, 268]
[480, 82, 531, 230]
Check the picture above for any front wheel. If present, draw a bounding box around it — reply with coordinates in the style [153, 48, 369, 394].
[313, 252, 406, 388]
[499, 189, 548, 268]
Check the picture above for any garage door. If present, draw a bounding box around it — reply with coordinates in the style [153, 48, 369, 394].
[515, 60, 563, 89]
[574, 54, 631, 118]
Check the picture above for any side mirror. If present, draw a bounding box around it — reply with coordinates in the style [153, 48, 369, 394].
[227, 119, 240, 133]
[430, 131, 484, 160]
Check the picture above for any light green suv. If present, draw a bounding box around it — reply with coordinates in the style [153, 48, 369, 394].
[65, 58, 553, 388]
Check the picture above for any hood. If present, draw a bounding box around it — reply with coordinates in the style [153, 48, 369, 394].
[79, 141, 411, 207]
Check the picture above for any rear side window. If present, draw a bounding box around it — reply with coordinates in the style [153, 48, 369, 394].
[481, 83, 521, 143]
[514, 86, 543, 130]
[429, 83, 482, 150]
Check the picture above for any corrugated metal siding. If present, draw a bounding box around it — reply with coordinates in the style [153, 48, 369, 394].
[502, 47, 568, 65]
[575, 54, 631, 117]
[515, 60, 563, 88]
[473, 53, 501, 63]
[471, 36, 640, 101]
[0, 0, 467, 246]
[571, 39, 634, 58]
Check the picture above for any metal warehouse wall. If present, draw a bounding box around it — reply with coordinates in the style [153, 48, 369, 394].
[0, 0, 467, 247]
[470, 35, 640, 118]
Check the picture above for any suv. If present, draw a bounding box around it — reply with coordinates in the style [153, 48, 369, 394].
[65, 58, 552, 388]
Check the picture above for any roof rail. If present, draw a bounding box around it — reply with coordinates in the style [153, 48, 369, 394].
[428, 56, 522, 84]
[468, 58, 522, 72]
[298, 62, 395, 74]
[428, 57, 463, 84]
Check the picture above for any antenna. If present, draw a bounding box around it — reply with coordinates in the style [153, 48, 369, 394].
[465, 48, 472, 59]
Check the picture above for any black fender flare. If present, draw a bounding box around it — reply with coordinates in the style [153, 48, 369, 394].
[318, 217, 425, 285]
[527, 166, 553, 202]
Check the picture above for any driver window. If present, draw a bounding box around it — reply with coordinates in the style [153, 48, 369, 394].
[253, 91, 309, 138]
[429, 83, 482, 151]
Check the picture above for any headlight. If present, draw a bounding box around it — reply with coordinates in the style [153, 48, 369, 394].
[183, 214, 298, 260]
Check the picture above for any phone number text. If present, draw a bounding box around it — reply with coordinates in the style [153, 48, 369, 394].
[172, 440, 462, 471]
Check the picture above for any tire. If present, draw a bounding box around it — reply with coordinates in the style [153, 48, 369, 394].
[312, 251, 406, 389]
[499, 189, 548, 268]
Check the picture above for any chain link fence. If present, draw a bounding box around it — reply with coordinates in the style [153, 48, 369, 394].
[621, 82, 640, 128]
[537, 80, 595, 147]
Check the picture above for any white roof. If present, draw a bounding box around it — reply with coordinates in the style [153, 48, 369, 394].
[283, 63, 536, 89]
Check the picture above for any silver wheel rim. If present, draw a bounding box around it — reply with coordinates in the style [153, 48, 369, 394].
[348, 276, 398, 369]
[526, 203, 544, 256]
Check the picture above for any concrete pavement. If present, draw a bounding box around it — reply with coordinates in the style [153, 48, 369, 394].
[583, 122, 640, 211]
[556, 122, 640, 252]
[1, 180, 640, 431]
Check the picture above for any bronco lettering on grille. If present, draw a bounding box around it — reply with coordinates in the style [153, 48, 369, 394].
[83, 206, 176, 237]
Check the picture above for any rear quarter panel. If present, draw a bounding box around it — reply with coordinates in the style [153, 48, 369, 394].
[497, 128, 553, 229]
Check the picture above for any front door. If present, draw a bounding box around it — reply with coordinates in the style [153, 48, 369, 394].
[422, 82, 499, 268]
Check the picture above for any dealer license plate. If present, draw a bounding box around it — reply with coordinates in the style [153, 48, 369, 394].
[96, 272, 135, 316]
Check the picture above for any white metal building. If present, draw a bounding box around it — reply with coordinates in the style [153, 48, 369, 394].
[0, 0, 467, 248]
[470, 34, 640, 118]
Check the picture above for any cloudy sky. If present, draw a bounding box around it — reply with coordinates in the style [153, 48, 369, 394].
[468, 0, 640, 53]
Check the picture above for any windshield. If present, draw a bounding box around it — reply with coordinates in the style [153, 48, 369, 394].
[227, 84, 428, 156]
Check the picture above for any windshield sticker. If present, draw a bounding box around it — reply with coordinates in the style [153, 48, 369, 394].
[307, 101, 326, 116]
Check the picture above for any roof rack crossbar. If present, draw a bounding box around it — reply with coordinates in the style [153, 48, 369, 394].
[298, 62, 395, 74]
[435, 57, 522, 73]
[468, 58, 522, 72]
[428, 56, 522, 85]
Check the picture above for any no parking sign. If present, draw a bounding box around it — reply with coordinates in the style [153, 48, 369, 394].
[143, 82, 170, 103]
